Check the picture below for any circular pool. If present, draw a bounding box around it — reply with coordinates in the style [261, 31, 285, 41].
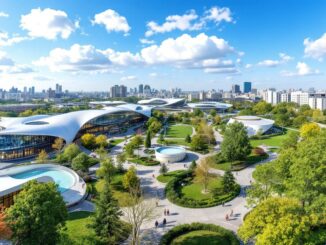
[155, 146, 186, 163]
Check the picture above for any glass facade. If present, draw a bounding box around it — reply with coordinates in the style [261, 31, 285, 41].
[75, 111, 147, 139]
[0, 190, 20, 208]
[0, 135, 58, 161]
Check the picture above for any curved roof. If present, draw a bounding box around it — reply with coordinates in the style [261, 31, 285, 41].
[187, 101, 233, 109]
[0, 104, 151, 144]
[228, 116, 274, 136]
[138, 98, 185, 107]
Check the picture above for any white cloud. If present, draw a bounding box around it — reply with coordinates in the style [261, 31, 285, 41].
[149, 72, 157, 77]
[35, 33, 236, 74]
[203, 6, 232, 23]
[282, 62, 320, 77]
[120, 75, 137, 81]
[20, 8, 77, 40]
[145, 7, 233, 37]
[139, 38, 155, 45]
[141, 33, 234, 65]
[204, 67, 239, 74]
[92, 9, 130, 34]
[0, 12, 9, 18]
[0, 51, 33, 74]
[0, 31, 28, 47]
[245, 64, 253, 69]
[145, 10, 200, 37]
[304, 33, 326, 60]
[257, 53, 293, 67]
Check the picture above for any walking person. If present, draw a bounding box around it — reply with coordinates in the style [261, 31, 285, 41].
[167, 209, 170, 216]
[225, 214, 229, 221]
[230, 209, 233, 217]
[155, 220, 158, 228]
[164, 209, 166, 216]
[163, 218, 167, 226]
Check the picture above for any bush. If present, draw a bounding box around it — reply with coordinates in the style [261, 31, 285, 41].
[159, 223, 239, 245]
[252, 147, 265, 156]
[165, 171, 240, 208]
[128, 156, 160, 166]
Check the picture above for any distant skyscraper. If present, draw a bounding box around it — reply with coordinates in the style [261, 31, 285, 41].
[110, 85, 127, 98]
[244, 82, 252, 93]
[139, 84, 144, 94]
[232, 84, 241, 94]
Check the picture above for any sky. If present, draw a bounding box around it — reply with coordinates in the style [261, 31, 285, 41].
[0, 0, 325, 92]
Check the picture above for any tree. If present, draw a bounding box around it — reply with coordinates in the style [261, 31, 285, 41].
[299, 122, 321, 139]
[144, 130, 151, 148]
[185, 134, 191, 143]
[159, 163, 168, 175]
[131, 135, 143, 158]
[193, 108, 203, 117]
[209, 109, 217, 117]
[252, 101, 272, 115]
[158, 133, 165, 144]
[116, 153, 126, 173]
[189, 160, 197, 171]
[95, 146, 108, 160]
[124, 142, 135, 158]
[91, 180, 123, 244]
[195, 157, 212, 193]
[72, 152, 95, 172]
[213, 115, 222, 125]
[52, 138, 64, 153]
[220, 122, 251, 161]
[292, 115, 309, 128]
[59, 143, 81, 163]
[122, 191, 158, 245]
[6, 181, 67, 245]
[197, 121, 216, 145]
[95, 134, 108, 148]
[0, 206, 11, 240]
[190, 134, 208, 151]
[81, 133, 96, 149]
[122, 166, 140, 192]
[312, 109, 323, 121]
[280, 130, 299, 150]
[222, 170, 236, 193]
[238, 197, 318, 245]
[36, 149, 48, 163]
[96, 157, 116, 183]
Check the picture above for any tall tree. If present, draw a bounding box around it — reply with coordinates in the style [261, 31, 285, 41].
[299, 122, 321, 139]
[116, 153, 126, 173]
[52, 138, 64, 154]
[81, 133, 96, 149]
[36, 149, 48, 163]
[195, 157, 212, 193]
[122, 166, 140, 192]
[221, 122, 251, 161]
[159, 163, 168, 175]
[131, 135, 143, 158]
[95, 134, 108, 148]
[0, 206, 11, 240]
[222, 170, 236, 193]
[96, 157, 116, 183]
[6, 181, 67, 245]
[71, 152, 95, 172]
[91, 180, 123, 244]
[144, 130, 151, 148]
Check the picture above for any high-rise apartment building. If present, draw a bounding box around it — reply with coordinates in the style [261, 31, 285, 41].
[290, 91, 309, 106]
[110, 85, 127, 98]
[232, 84, 241, 94]
[262, 89, 280, 105]
[243, 82, 252, 93]
[138, 84, 143, 94]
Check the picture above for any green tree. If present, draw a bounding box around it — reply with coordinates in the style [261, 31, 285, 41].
[116, 153, 126, 173]
[299, 122, 321, 139]
[36, 149, 48, 163]
[6, 181, 67, 245]
[252, 101, 272, 115]
[280, 130, 299, 150]
[189, 160, 197, 171]
[292, 115, 309, 128]
[238, 197, 318, 245]
[195, 157, 212, 193]
[185, 134, 191, 143]
[81, 133, 96, 149]
[159, 163, 168, 175]
[213, 115, 222, 125]
[222, 170, 236, 193]
[193, 108, 203, 117]
[122, 166, 140, 192]
[96, 157, 116, 183]
[190, 134, 208, 151]
[209, 109, 217, 117]
[131, 135, 143, 157]
[124, 142, 135, 158]
[91, 180, 123, 244]
[71, 152, 95, 172]
[221, 122, 251, 161]
[144, 131, 151, 148]
[59, 143, 81, 163]
[158, 133, 165, 144]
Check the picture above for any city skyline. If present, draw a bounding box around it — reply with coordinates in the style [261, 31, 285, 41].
[0, 0, 325, 91]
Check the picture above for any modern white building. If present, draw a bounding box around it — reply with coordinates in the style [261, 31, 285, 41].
[262, 89, 280, 105]
[138, 98, 186, 108]
[290, 91, 309, 106]
[308, 94, 326, 111]
[0, 104, 151, 161]
[228, 116, 275, 136]
[187, 101, 232, 112]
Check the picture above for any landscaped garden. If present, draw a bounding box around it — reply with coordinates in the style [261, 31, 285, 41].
[166, 124, 193, 138]
[157, 170, 187, 183]
[128, 156, 160, 166]
[159, 223, 239, 245]
[250, 129, 293, 148]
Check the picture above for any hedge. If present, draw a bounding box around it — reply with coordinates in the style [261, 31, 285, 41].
[128, 156, 160, 166]
[165, 171, 240, 208]
[159, 223, 239, 245]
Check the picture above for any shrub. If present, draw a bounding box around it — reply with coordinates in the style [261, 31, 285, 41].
[159, 223, 239, 245]
[252, 147, 266, 156]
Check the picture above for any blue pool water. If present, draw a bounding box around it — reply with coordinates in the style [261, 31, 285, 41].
[11, 168, 75, 193]
[157, 147, 184, 154]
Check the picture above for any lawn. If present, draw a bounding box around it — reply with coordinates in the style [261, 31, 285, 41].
[108, 138, 125, 148]
[250, 131, 292, 148]
[166, 125, 193, 138]
[171, 230, 231, 245]
[64, 211, 96, 244]
[157, 170, 187, 183]
[181, 175, 223, 200]
[210, 152, 269, 171]
[165, 138, 191, 147]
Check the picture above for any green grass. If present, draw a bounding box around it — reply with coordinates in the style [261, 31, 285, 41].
[165, 138, 191, 147]
[181, 176, 223, 200]
[128, 156, 160, 166]
[211, 153, 269, 171]
[64, 211, 96, 244]
[250, 131, 291, 148]
[166, 125, 193, 138]
[108, 138, 125, 148]
[157, 170, 187, 183]
[171, 230, 231, 245]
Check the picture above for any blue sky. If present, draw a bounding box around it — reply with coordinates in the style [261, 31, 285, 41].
[0, 0, 325, 92]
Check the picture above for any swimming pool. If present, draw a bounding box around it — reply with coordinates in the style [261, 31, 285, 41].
[11, 168, 75, 193]
[155, 146, 186, 163]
